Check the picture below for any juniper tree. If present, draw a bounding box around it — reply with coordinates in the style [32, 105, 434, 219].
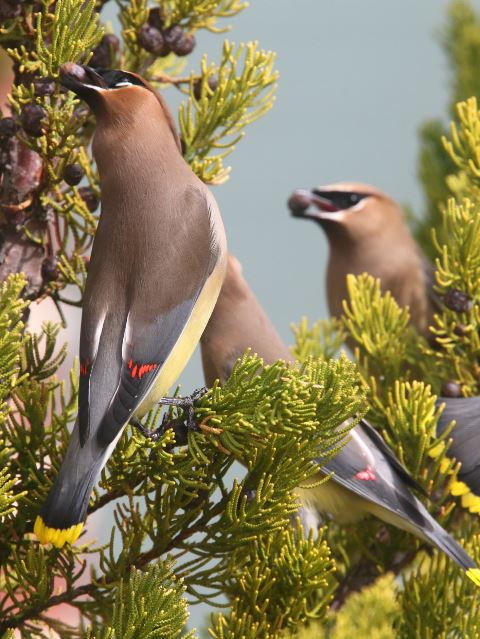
[0, 1, 480, 639]
[0, 1, 358, 636]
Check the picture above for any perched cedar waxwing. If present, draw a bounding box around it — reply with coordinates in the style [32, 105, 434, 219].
[34, 64, 227, 548]
[288, 183, 436, 337]
[436, 396, 480, 514]
[200, 255, 480, 584]
[288, 183, 480, 515]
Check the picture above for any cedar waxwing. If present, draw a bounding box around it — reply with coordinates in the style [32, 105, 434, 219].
[34, 64, 227, 548]
[200, 255, 480, 584]
[288, 183, 436, 337]
[288, 183, 480, 514]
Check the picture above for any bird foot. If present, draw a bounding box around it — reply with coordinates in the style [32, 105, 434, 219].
[158, 386, 208, 431]
[131, 416, 164, 442]
[132, 387, 208, 445]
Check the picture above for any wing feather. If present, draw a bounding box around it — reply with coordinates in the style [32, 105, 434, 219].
[97, 199, 222, 447]
[320, 420, 433, 531]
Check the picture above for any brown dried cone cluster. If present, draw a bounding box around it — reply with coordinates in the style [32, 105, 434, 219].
[0, 110, 45, 296]
[0, 2, 201, 302]
[138, 7, 196, 57]
[0, 93, 100, 295]
[0, 5, 109, 300]
[0, 2, 53, 296]
[89, 33, 120, 68]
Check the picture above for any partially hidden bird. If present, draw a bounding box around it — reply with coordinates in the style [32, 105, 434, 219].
[200, 254, 480, 585]
[288, 182, 480, 514]
[34, 64, 227, 548]
[288, 182, 436, 338]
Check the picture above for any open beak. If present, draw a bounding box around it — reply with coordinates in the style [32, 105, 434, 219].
[288, 189, 343, 221]
[59, 63, 106, 96]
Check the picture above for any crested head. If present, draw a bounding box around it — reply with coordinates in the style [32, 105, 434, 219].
[59, 63, 181, 150]
[288, 181, 404, 242]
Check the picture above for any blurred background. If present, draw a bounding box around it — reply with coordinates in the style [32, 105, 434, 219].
[5, 0, 477, 630]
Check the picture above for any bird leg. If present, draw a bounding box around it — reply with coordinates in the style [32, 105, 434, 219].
[158, 386, 208, 431]
[131, 416, 164, 442]
[132, 414, 189, 446]
[132, 387, 208, 444]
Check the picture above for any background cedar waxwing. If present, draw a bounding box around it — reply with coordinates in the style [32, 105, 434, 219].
[288, 182, 436, 338]
[34, 64, 227, 548]
[288, 183, 480, 515]
[200, 254, 480, 584]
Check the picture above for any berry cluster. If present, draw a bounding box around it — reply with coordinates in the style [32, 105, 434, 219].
[0, 0, 36, 20]
[138, 8, 196, 57]
[89, 33, 120, 69]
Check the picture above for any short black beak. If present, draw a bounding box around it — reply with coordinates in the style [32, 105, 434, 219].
[59, 63, 106, 96]
[288, 189, 340, 220]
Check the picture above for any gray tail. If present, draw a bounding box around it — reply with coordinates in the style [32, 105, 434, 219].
[38, 423, 109, 530]
[426, 517, 476, 573]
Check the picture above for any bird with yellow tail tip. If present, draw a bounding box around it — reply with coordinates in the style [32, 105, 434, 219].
[200, 254, 480, 586]
[288, 182, 480, 518]
[34, 63, 227, 547]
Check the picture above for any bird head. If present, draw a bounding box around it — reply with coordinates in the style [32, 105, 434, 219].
[60, 63, 152, 111]
[288, 182, 403, 241]
[59, 63, 181, 153]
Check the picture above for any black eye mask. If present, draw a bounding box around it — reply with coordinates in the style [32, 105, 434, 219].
[311, 190, 370, 211]
[93, 69, 146, 89]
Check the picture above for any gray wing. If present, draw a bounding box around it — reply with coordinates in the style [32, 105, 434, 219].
[98, 214, 221, 447]
[437, 396, 480, 494]
[319, 419, 434, 532]
[39, 194, 223, 531]
[321, 418, 477, 572]
[359, 420, 426, 495]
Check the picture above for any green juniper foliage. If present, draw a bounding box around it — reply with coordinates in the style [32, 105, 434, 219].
[286, 573, 400, 639]
[414, 0, 480, 258]
[90, 560, 197, 639]
[395, 528, 480, 639]
[1, 0, 480, 638]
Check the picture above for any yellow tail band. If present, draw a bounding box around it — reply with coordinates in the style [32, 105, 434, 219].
[429, 451, 480, 515]
[34, 516, 83, 548]
[450, 480, 470, 496]
[461, 491, 480, 513]
[466, 568, 480, 587]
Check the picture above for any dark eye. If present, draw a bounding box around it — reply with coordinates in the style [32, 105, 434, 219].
[350, 193, 361, 205]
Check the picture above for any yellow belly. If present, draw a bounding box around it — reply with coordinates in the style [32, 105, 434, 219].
[295, 472, 368, 524]
[137, 256, 227, 414]
[296, 473, 426, 541]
